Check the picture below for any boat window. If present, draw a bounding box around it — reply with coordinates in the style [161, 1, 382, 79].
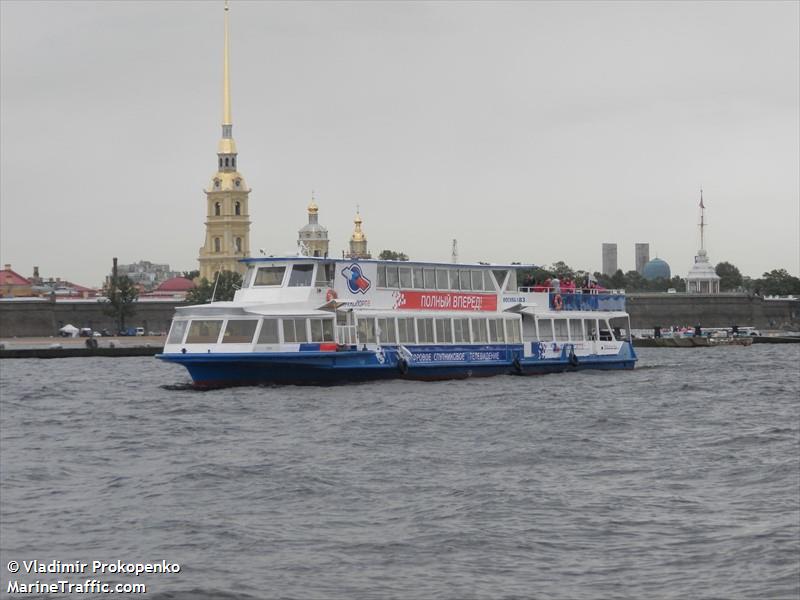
[186, 319, 223, 343]
[357, 317, 377, 343]
[423, 269, 436, 289]
[386, 266, 400, 288]
[435, 318, 452, 344]
[288, 264, 314, 287]
[257, 319, 279, 343]
[459, 270, 471, 291]
[599, 319, 614, 341]
[399, 267, 413, 288]
[254, 266, 286, 287]
[609, 317, 629, 341]
[242, 268, 256, 288]
[314, 262, 336, 287]
[397, 317, 415, 344]
[412, 267, 424, 289]
[416, 318, 434, 344]
[488, 318, 504, 343]
[538, 318, 554, 341]
[222, 320, 258, 343]
[472, 318, 488, 343]
[377, 317, 397, 344]
[453, 318, 470, 343]
[449, 269, 460, 291]
[282, 318, 309, 343]
[553, 319, 569, 341]
[569, 319, 585, 341]
[483, 271, 495, 291]
[506, 273, 518, 292]
[506, 319, 522, 343]
[167, 320, 188, 344]
[435, 269, 449, 290]
[492, 270, 508, 290]
[377, 265, 387, 288]
[471, 270, 484, 291]
[310, 318, 335, 342]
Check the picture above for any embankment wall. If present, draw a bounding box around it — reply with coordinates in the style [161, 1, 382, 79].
[1, 294, 798, 338]
[0, 300, 183, 337]
[626, 294, 799, 330]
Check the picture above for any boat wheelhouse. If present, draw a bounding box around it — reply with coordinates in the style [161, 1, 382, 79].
[157, 257, 636, 386]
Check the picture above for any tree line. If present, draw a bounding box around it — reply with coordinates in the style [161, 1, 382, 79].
[517, 261, 800, 295]
[99, 255, 799, 329]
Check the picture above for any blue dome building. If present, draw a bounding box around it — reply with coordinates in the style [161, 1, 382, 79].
[642, 258, 671, 281]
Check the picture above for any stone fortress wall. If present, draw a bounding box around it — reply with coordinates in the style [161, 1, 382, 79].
[1, 295, 797, 338]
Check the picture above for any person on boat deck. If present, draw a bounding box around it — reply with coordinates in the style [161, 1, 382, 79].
[551, 277, 561, 294]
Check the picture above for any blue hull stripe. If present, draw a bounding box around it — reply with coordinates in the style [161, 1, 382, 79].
[157, 343, 637, 387]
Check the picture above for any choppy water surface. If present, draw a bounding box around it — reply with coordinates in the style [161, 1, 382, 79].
[1, 346, 798, 599]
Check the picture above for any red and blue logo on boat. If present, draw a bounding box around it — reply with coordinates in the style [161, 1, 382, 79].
[342, 264, 371, 294]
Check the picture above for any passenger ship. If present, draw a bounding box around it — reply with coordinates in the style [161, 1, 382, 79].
[157, 257, 636, 386]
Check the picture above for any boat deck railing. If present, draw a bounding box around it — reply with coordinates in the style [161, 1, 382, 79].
[517, 288, 627, 312]
[518, 287, 626, 295]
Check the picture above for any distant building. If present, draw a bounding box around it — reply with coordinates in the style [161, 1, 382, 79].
[143, 277, 196, 300]
[198, 3, 251, 280]
[345, 210, 371, 260]
[602, 243, 618, 276]
[115, 260, 181, 291]
[635, 243, 650, 275]
[297, 196, 330, 257]
[642, 258, 671, 281]
[686, 190, 721, 294]
[0, 264, 33, 298]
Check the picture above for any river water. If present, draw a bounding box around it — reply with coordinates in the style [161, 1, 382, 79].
[1, 346, 798, 599]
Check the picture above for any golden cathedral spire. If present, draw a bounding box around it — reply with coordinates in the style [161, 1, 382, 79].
[198, 0, 251, 281]
[223, 0, 232, 127]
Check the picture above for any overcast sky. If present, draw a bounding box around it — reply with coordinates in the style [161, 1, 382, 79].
[1, 1, 798, 287]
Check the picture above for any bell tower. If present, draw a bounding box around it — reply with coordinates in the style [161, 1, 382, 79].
[198, 0, 251, 281]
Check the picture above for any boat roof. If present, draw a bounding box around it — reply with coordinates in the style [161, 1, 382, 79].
[241, 256, 535, 269]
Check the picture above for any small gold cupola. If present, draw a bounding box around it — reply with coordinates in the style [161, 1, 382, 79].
[345, 207, 371, 259]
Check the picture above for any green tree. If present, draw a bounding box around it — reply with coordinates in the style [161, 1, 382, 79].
[182, 269, 200, 281]
[549, 261, 575, 281]
[623, 270, 646, 291]
[757, 269, 800, 296]
[103, 275, 138, 332]
[668, 276, 687, 292]
[378, 250, 409, 261]
[186, 270, 243, 304]
[608, 269, 626, 290]
[715, 262, 743, 291]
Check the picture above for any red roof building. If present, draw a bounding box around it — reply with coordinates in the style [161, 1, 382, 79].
[0, 264, 33, 298]
[143, 277, 196, 299]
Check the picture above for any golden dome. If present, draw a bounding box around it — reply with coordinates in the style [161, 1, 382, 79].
[351, 211, 365, 242]
[308, 200, 319, 214]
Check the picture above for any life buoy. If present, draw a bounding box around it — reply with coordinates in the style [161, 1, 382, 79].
[325, 288, 338, 302]
[398, 358, 409, 375]
[553, 294, 563, 311]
